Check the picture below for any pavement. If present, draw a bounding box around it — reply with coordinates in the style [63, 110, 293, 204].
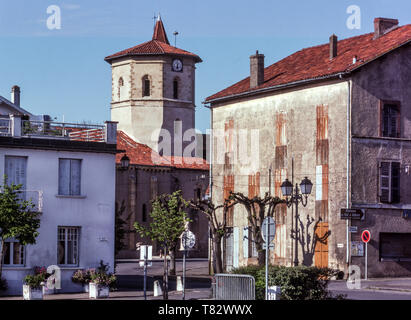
[0, 258, 213, 301]
[328, 277, 411, 300]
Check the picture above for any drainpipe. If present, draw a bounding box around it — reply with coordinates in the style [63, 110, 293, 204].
[205, 103, 213, 274]
[346, 79, 352, 265]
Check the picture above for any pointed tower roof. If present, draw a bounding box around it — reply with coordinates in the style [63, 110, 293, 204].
[152, 15, 170, 44]
[105, 15, 202, 63]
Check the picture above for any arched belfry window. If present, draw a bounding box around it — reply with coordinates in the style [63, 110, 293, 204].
[173, 78, 179, 99]
[142, 75, 150, 97]
[118, 77, 124, 100]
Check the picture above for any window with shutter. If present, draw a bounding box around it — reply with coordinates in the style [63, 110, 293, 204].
[381, 102, 400, 138]
[58, 159, 81, 196]
[379, 161, 400, 203]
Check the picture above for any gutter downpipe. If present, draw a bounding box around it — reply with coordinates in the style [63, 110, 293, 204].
[345, 76, 352, 265]
[205, 103, 213, 275]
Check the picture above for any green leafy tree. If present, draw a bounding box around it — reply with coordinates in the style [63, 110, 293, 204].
[189, 198, 237, 274]
[134, 190, 190, 299]
[0, 177, 41, 279]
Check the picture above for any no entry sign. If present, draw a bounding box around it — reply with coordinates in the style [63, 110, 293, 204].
[361, 230, 371, 243]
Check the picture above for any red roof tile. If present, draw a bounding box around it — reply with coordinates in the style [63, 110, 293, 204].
[205, 24, 411, 103]
[105, 18, 202, 63]
[116, 131, 209, 170]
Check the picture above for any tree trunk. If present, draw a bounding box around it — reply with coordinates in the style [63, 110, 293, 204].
[213, 236, 224, 274]
[257, 242, 265, 266]
[0, 239, 4, 279]
[162, 245, 169, 300]
[169, 247, 176, 276]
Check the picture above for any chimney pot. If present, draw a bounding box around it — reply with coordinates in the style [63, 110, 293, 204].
[11, 85, 20, 107]
[250, 51, 265, 88]
[329, 34, 338, 60]
[374, 18, 399, 39]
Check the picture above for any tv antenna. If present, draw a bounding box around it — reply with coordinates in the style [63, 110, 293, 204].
[173, 31, 179, 47]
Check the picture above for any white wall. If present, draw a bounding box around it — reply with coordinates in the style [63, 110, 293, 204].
[0, 147, 116, 295]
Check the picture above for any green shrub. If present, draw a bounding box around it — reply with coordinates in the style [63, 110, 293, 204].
[23, 266, 51, 289]
[232, 265, 342, 300]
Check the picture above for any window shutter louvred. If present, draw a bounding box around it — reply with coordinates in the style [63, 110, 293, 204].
[380, 162, 391, 203]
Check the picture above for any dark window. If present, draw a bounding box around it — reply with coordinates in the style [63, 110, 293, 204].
[381, 102, 400, 138]
[143, 76, 150, 97]
[142, 204, 147, 222]
[380, 233, 411, 261]
[379, 161, 400, 203]
[194, 188, 201, 202]
[173, 79, 178, 99]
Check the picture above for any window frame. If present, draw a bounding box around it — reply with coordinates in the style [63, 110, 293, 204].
[173, 78, 179, 99]
[379, 100, 401, 138]
[57, 226, 80, 267]
[58, 158, 82, 196]
[142, 75, 150, 97]
[1, 238, 25, 267]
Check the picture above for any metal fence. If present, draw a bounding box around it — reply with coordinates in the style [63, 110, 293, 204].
[214, 274, 255, 300]
[21, 120, 105, 142]
[0, 118, 11, 136]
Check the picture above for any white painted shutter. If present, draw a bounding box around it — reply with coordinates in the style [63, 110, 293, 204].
[70, 160, 81, 195]
[5, 156, 27, 189]
[59, 159, 70, 195]
[233, 227, 239, 268]
[243, 227, 249, 259]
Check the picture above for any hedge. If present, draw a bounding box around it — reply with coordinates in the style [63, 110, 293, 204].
[232, 265, 344, 300]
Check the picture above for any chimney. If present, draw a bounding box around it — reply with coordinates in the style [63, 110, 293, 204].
[330, 34, 338, 59]
[374, 18, 399, 39]
[250, 50, 265, 88]
[11, 85, 20, 107]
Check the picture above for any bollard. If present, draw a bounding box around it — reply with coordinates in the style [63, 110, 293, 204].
[154, 280, 163, 297]
[176, 276, 183, 292]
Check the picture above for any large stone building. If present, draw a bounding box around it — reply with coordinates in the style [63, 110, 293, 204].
[105, 16, 210, 259]
[205, 18, 411, 277]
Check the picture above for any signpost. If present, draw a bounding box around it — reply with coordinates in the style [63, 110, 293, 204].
[139, 245, 152, 300]
[181, 230, 196, 300]
[340, 208, 364, 220]
[262, 217, 275, 300]
[361, 230, 371, 280]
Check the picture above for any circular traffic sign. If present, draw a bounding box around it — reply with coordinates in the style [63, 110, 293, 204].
[181, 230, 196, 250]
[361, 230, 371, 243]
[262, 217, 276, 243]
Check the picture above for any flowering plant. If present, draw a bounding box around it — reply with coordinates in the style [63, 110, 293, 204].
[71, 269, 95, 284]
[89, 260, 116, 289]
[23, 266, 51, 289]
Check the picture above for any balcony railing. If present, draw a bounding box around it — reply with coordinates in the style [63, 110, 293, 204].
[0, 118, 11, 136]
[3, 116, 117, 144]
[22, 120, 106, 142]
[12, 190, 43, 212]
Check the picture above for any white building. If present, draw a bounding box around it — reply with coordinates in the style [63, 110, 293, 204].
[0, 99, 118, 295]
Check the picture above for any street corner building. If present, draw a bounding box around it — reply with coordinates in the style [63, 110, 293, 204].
[105, 16, 210, 259]
[0, 87, 118, 295]
[205, 18, 411, 277]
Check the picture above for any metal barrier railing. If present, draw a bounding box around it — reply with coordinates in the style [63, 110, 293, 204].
[214, 274, 255, 300]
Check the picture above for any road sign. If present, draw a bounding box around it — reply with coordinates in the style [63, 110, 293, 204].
[263, 243, 275, 250]
[262, 217, 276, 243]
[361, 230, 371, 243]
[139, 245, 152, 267]
[181, 230, 196, 250]
[349, 226, 358, 233]
[341, 209, 364, 220]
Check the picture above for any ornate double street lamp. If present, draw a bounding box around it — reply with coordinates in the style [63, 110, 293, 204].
[281, 177, 313, 266]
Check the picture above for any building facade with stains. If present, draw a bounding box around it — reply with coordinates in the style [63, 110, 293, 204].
[205, 18, 411, 277]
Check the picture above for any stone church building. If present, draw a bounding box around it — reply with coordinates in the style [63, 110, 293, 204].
[206, 17, 411, 277]
[105, 16, 209, 259]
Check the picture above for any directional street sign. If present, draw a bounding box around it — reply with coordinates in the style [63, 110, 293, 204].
[262, 217, 276, 244]
[361, 230, 371, 243]
[340, 208, 364, 220]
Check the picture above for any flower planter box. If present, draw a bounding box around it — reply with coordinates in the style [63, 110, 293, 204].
[42, 286, 56, 295]
[83, 283, 89, 293]
[23, 285, 43, 300]
[89, 283, 109, 299]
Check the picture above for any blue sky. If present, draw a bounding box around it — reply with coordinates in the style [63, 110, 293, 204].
[0, 0, 410, 132]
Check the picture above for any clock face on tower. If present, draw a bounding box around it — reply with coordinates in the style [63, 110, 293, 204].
[172, 59, 183, 72]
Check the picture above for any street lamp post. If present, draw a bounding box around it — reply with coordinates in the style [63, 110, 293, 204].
[280, 177, 313, 266]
